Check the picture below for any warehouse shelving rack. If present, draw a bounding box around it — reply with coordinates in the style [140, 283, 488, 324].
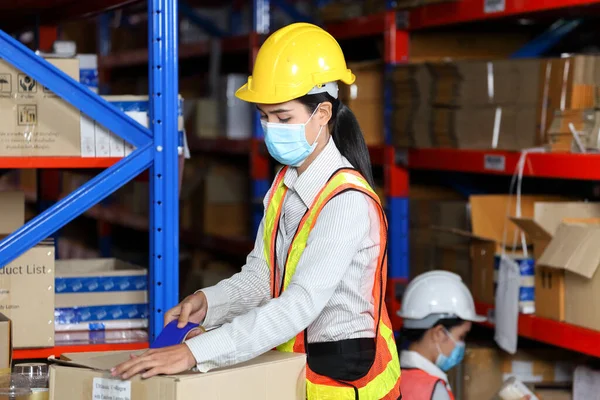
[0, 0, 181, 358]
[96, 1, 600, 358]
[404, 0, 600, 359]
[5, 0, 600, 361]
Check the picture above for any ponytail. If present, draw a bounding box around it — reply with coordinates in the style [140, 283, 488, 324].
[296, 93, 375, 188]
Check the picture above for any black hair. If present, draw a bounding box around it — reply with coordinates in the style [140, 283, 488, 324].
[399, 318, 465, 349]
[295, 92, 375, 188]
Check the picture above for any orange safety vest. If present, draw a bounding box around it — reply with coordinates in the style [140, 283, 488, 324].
[400, 369, 455, 400]
[263, 167, 402, 400]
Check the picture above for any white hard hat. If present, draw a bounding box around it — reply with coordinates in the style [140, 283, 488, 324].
[398, 271, 486, 329]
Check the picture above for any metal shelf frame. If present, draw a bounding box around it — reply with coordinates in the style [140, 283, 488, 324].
[0, 0, 180, 343]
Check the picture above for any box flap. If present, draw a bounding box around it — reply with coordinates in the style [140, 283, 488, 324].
[431, 226, 495, 243]
[509, 217, 553, 242]
[51, 350, 145, 371]
[0, 192, 24, 235]
[537, 223, 600, 279]
[533, 202, 600, 235]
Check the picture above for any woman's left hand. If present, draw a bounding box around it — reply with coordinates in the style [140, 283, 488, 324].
[111, 344, 197, 380]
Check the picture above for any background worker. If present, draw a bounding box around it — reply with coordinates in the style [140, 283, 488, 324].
[398, 271, 530, 400]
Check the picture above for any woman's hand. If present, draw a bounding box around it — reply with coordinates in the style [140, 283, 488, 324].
[111, 344, 196, 379]
[164, 291, 208, 329]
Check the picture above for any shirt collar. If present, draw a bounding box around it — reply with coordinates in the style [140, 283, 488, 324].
[283, 137, 345, 208]
[400, 350, 449, 384]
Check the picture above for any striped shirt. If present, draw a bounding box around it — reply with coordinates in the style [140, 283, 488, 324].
[186, 137, 381, 372]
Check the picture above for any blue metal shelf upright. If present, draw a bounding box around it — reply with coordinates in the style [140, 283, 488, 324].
[0, 0, 180, 342]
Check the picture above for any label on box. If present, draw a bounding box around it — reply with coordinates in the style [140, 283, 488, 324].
[484, 154, 506, 172]
[93, 377, 131, 400]
[484, 0, 505, 13]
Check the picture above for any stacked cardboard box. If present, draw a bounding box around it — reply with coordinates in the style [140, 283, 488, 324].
[539, 55, 600, 149]
[341, 61, 385, 146]
[201, 162, 250, 238]
[435, 195, 567, 314]
[430, 59, 539, 151]
[54, 258, 148, 345]
[0, 58, 81, 156]
[408, 185, 466, 279]
[50, 350, 307, 400]
[0, 192, 55, 349]
[512, 202, 600, 331]
[448, 343, 575, 400]
[390, 64, 433, 148]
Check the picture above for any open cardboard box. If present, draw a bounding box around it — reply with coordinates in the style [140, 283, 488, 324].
[432, 195, 564, 306]
[511, 202, 600, 321]
[536, 222, 600, 331]
[431, 227, 496, 305]
[49, 350, 306, 400]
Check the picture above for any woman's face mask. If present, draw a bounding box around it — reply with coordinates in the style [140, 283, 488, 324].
[260, 103, 324, 167]
[435, 328, 465, 372]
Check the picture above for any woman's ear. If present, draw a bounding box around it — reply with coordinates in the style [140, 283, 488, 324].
[431, 325, 447, 344]
[316, 102, 333, 126]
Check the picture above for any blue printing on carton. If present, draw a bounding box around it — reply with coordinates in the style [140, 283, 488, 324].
[80, 69, 98, 89]
[55, 304, 149, 324]
[493, 255, 535, 301]
[55, 275, 147, 293]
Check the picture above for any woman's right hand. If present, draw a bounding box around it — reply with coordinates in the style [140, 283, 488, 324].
[164, 291, 208, 329]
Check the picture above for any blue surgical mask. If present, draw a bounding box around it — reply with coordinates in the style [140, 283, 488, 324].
[262, 105, 323, 167]
[435, 329, 465, 372]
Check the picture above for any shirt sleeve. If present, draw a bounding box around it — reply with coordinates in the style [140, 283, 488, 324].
[431, 382, 452, 400]
[199, 217, 271, 329]
[185, 191, 372, 371]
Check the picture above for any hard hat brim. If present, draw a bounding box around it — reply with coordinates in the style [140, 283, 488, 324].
[235, 73, 357, 105]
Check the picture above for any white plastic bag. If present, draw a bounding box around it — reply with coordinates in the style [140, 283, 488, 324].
[494, 254, 520, 354]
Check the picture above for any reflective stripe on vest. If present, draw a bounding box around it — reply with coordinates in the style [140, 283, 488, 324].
[264, 167, 402, 400]
[400, 369, 455, 400]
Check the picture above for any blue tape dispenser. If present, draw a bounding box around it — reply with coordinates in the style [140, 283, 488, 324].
[150, 320, 201, 349]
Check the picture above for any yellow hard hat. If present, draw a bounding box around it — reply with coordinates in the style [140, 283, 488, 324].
[235, 22, 355, 104]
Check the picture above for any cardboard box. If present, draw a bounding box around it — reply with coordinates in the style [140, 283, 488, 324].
[537, 222, 600, 331]
[432, 227, 496, 305]
[538, 56, 600, 144]
[0, 192, 55, 348]
[340, 61, 384, 145]
[203, 163, 250, 238]
[432, 106, 538, 150]
[55, 259, 148, 327]
[501, 349, 574, 384]
[409, 31, 532, 62]
[449, 344, 575, 400]
[534, 389, 572, 400]
[0, 314, 11, 373]
[50, 350, 307, 400]
[447, 343, 503, 400]
[511, 202, 600, 321]
[0, 58, 81, 156]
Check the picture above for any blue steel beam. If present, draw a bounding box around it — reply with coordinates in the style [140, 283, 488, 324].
[0, 30, 151, 148]
[148, 0, 180, 340]
[511, 19, 581, 58]
[0, 145, 154, 267]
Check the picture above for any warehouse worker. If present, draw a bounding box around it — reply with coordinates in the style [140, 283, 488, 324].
[398, 271, 528, 400]
[113, 22, 401, 399]
[398, 271, 485, 399]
